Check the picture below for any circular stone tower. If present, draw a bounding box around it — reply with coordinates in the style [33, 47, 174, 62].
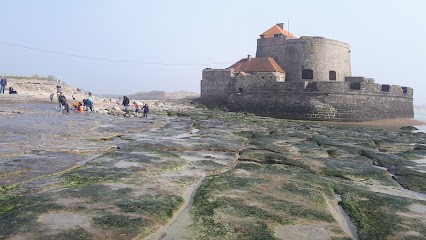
[255, 24, 352, 82]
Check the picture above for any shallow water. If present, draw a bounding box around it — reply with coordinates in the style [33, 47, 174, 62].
[0, 104, 148, 185]
[334, 194, 359, 240]
[372, 165, 395, 177]
[145, 177, 206, 240]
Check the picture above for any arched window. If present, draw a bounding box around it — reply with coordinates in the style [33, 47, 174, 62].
[302, 69, 313, 79]
[329, 71, 336, 80]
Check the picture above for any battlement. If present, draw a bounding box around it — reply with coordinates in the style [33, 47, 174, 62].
[257, 36, 350, 49]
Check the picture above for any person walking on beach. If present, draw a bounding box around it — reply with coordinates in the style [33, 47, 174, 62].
[142, 103, 149, 117]
[58, 92, 67, 107]
[50, 93, 54, 101]
[122, 96, 130, 113]
[0, 76, 7, 94]
[134, 102, 140, 117]
[58, 92, 69, 113]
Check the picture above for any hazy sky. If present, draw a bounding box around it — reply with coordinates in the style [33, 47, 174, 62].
[1, 0, 425, 103]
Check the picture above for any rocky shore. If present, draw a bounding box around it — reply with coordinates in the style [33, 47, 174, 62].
[0, 92, 425, 240]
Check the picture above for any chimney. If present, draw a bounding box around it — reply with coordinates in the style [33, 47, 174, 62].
[276, 23, 284, 30]
[247, 55, 252, 61]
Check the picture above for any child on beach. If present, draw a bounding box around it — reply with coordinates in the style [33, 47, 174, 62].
[142, 104, 149, 117]
[73, 101, 83, 112]
[134, 102, 140, 116]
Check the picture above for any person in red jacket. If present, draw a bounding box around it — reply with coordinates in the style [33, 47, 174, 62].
[142, 104, 149, 117]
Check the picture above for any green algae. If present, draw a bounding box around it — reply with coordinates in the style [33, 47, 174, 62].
[337, 190, 409, 239]
[93, 213, 147, 234]
[115, 195, 183, 220]
[38, 228, 93, 240]
[63, 167, 130, 187]
[395, 167, 426, 193]
[0, 194, 61, 238]
[190, 163, 337, 238]
[1, 105, 426, 240]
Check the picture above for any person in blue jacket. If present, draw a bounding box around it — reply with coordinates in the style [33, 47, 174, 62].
[0, 76, 7, 94]
[83, 99, 93, 111]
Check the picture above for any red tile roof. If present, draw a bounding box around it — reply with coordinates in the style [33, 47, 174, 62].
[260, 24, 296, 39]
[229, 57, 285, 73]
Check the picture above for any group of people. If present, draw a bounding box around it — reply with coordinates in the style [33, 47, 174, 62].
[54, 91, 93, 113]
[52, 93, 147, 116]
[123, 96, 149, 117]
[0, 76, 17, 94]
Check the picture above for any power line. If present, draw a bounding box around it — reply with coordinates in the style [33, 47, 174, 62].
[0, 40, 233, 66]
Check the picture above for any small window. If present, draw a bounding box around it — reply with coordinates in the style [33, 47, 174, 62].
[329, 71, 336, 80]
[382, 85, 390, 92]
[302, 69, 313, 79]
[350, 82, 361, 90]
[402, 87, 407, 94]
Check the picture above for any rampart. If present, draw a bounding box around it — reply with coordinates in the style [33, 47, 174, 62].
[201, 72, 414, 121]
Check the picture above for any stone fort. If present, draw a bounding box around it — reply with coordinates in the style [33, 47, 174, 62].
[200, 23, 413, 121]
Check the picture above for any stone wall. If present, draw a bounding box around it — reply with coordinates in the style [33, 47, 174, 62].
[225, 78, 413, 121]
[200, 69, 235, 105]
[256, 37, 351, 82]
[201, 70, 414, 121]
[235, 72, 285, 93]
